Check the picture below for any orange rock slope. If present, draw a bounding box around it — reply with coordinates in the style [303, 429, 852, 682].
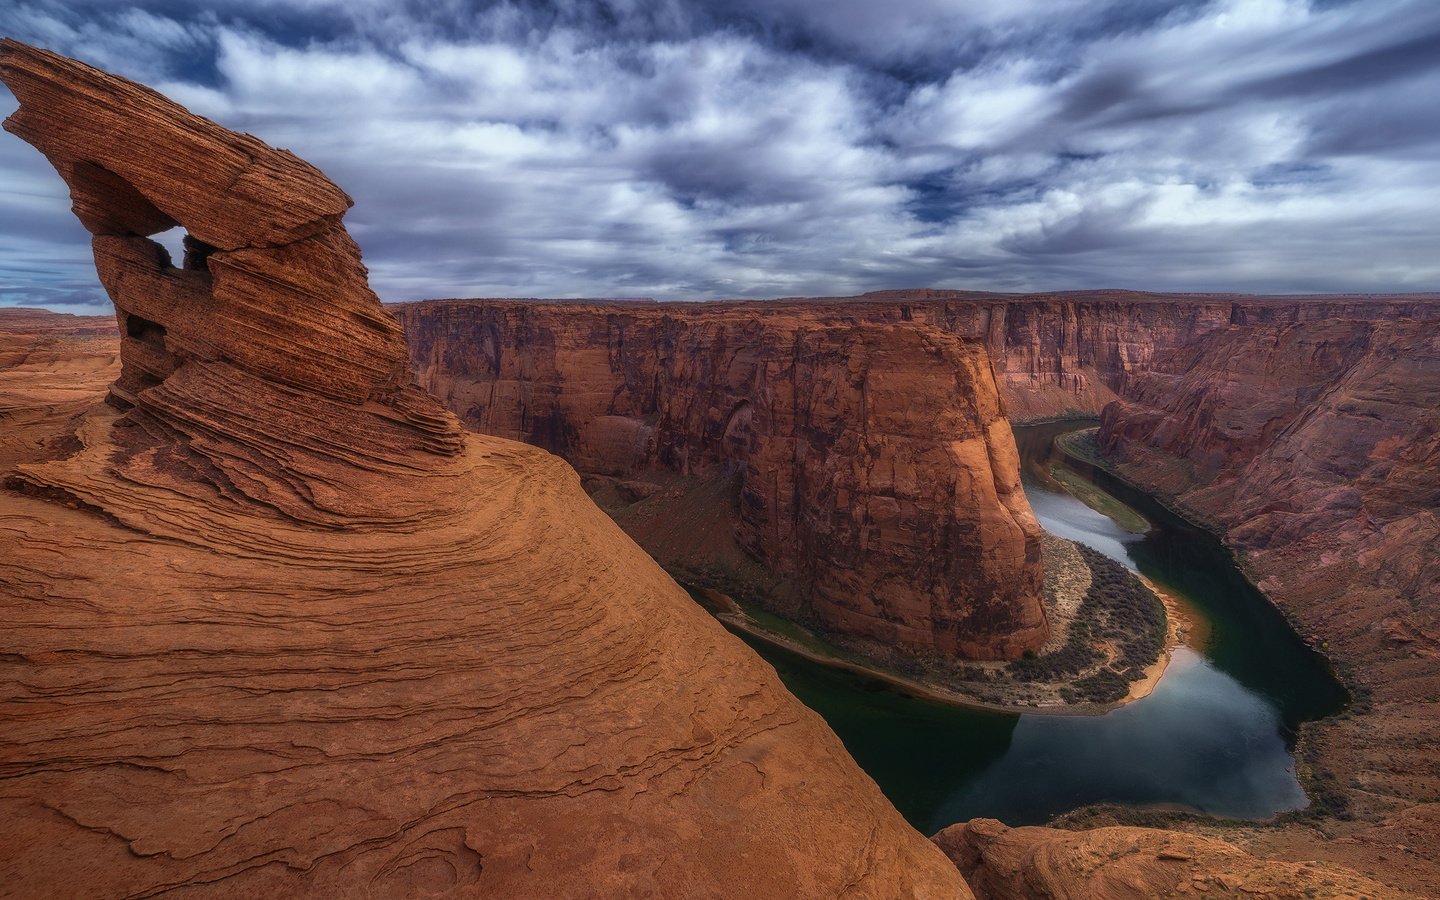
[0, 41, 967, 898]
[395, 300, 1047, 660]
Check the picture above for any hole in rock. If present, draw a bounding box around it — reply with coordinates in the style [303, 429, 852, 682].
[149, 227, 218, 272]
[125, 314, 167, 352]
[152, 227, 187, 269]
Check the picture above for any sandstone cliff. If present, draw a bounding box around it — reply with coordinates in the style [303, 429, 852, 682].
[395, 300, 1048, 660]
[0, 42, 967, 898]
[809, 289, 1440, 423]
[1095, 314, 1440, 890]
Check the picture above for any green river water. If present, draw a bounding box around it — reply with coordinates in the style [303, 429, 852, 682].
[735, 421, 1347, 831]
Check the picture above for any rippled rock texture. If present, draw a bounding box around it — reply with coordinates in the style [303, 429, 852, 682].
[396, 301, 1048, 660]
[1, 39, 464, 528]
[0, 42, 967, 898]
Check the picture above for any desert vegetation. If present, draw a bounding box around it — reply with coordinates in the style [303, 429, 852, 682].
[1008, 544, 1168, 704]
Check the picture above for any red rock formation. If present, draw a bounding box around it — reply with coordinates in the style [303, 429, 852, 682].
[0, 43, 968, 898]
[851, 290, 1440, 422]
[933, 819, 1417, 899]
[1, 40, 464, 528]
[396, 301, 1048, 660]
[1098, 317, 1440, 840]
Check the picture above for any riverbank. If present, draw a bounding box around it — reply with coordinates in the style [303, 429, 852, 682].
[1055, 428, 1338, 666]
[687, 530, 1183, 717]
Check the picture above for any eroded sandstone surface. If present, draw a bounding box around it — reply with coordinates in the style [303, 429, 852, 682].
[933, 819, 1418, 899]
[0, 42, 967, 898]
[395, 301, 1048, 660]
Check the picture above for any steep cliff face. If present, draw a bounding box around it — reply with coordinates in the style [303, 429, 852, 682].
[1098, 316, 1439, 656]
[1095, 314, 1440, 893]
[397, 301, 1048, 660]
[0, 43, 969, 898]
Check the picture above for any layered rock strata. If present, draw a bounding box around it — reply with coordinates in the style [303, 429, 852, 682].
[0, 43, 967, 898]
[1, 39, 464, 527]
[396, 301, 1048, 660]
[417, 291, 1434, 424]
[1095, 315, 1440, 892]
[392, 290, 1438, 658]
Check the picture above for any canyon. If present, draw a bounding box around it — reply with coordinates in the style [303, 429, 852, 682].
[0, 42, 966, 898]
[395, 301, 1048, 661]
[393, 292, 1438, 664]
[1097, 312, 1440, 893]
[396, 292, 1440, 896]
[4, 35, 1440, 900]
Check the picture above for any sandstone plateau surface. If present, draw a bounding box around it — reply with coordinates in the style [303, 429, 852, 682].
[395, 300, 1048, 661]
[0, 42, 968, 898]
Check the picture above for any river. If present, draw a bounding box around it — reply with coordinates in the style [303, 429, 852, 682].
[737, 420, 1347, 832]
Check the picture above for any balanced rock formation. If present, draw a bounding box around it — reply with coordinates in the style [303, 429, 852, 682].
[1, 39, 464, 527]
[933, 819, 1417, 899]
[396, 301, 1048, 660]
[0, 42, 968, 898]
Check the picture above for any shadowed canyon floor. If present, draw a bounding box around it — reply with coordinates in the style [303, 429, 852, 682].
[0, 42, 965, 898]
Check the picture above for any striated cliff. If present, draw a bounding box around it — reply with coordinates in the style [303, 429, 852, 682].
[1098, 316, 1440, 838]
[842, 289, 1440, 423]
[392, 290, 1439, 659]
[0, 42, 968, 898]
[396, 301, 1048, 660]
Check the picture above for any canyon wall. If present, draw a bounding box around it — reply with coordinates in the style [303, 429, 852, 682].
[810, 289, 1440, 422]
[1098, 316, 1440, 829]
[396, 301, 1048, 660]
[0, 42, 969, 898]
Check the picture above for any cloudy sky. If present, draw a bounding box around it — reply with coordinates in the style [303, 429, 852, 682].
[2, 0, 1439, 313]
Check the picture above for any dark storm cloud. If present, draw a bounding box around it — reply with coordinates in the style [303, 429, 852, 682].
[2, 0, 1439, 314]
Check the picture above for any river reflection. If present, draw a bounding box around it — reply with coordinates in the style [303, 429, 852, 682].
[737, 421, 1346, 831]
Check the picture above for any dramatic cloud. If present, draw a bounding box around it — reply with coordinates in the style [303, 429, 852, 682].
[2, 0, 1438, 313]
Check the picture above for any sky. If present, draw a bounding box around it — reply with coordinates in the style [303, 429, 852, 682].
[2, 0, 1439, 314]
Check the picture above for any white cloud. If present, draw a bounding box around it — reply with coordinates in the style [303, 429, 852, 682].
[2, 0, 1439, 309]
